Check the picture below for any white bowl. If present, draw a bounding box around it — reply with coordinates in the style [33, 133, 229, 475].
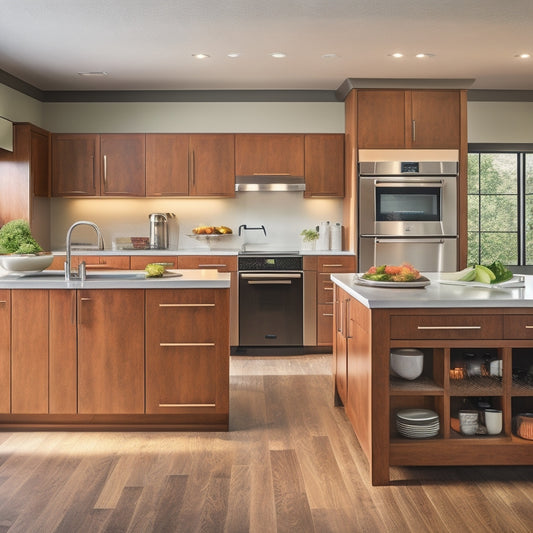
[390, 348, 424, 380]
[0, 253, 54, 275]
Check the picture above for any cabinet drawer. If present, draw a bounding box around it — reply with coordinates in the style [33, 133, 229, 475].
[74, 255, 130, 269]
[317, 304, 334, 345]
[177, 255, 237, 272]
[504, 315, 533, 339]
[317, 255, 355, 273]
[130, 255, 178, 270]
[390, 315, 503, 340]
[318, 273, 335, 304]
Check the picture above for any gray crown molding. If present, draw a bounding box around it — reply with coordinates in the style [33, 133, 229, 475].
[467, 90, 533, 102]
[0, 68, 44, 100]
[336, 78, 476, 100]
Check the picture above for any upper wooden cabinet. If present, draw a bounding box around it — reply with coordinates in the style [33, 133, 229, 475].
[304, 134, 344, 197]
[188, 134, 235, 197]
[235, 134, 304, 177]
[52, 134, 100, 196]
[52, 133, 145, 197]
[100, 134, 145, 196]
[133, 133, 235, 197]
[357, 89, 461, 149]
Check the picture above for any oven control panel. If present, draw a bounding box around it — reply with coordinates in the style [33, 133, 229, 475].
[238, 255, 303, 271]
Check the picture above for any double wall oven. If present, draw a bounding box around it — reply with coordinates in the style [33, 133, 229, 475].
[358, 160, 459, 272]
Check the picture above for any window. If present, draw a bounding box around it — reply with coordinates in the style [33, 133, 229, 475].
[467, 145, 533, 266]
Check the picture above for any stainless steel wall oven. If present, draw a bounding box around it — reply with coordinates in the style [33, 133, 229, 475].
[358, 160, 459, 272]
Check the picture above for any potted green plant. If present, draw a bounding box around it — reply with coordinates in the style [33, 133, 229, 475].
[300, 228, 319, 250]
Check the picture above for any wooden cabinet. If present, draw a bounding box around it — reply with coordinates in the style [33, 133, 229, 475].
[304, 134, 344, 197]
[73, 255, 130, 270]
[316, 255, 356, 346]
[146, 134, 189, 196]
[189, 134, 235, 197]
[0, 123, 51, 249]
[100, 134, 145, 196]
[333, 295, 533, 486]
[130, 255, 178, 270]
[235, 134, 304, 177]
[357, 89, 461, 149]
[145, 289, 229, 416]
[0, 291, 10, 413]
[52, 134, 100, 196]
[52, 133, 145, 196]
[77, 289, 145, 414]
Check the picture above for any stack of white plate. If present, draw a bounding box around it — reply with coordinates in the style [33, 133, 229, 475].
[396, 408, 440, 439]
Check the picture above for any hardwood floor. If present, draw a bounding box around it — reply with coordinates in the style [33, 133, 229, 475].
[0, 354, 531, 532]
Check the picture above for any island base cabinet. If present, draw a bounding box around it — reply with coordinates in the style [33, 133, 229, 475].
[145, 289, 229, 419]
[77, 289, 145, 414]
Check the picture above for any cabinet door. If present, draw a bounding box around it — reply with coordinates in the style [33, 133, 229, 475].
[31, 128, 50, 197]
[304, 134, 344, 197]
[177, 255, 237, 272]
[77, 289, 145, 414]
[357, 90, 406, 149]
[235, 134, 304, 176]
[100, 134, 145, 196]
[189, 134, 235, 197]
[130, 255, 178, 270]
[146, 134, 189, 196]
[410, 90, 460, 149]
[0, 291, 10, 413]
[145, 289, 229, 414]
[11, 290, 49, 413]
[52, 134, 100, 196]
[74, 255, 130, 270]
[49, 290, 77, 414]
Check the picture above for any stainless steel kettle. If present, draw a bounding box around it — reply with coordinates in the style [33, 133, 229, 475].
[149, 213, 172, 249]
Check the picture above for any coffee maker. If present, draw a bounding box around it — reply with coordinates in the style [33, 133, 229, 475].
[149, 213, 175, 249]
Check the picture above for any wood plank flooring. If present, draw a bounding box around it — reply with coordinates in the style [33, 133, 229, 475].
[0, 354, 531, 532]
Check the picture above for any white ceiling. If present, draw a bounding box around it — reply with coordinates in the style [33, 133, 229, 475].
[1, 0, 533, 93]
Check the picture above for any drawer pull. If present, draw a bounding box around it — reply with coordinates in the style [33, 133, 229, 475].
[160, 342, 215, 346]
[158, 403, 215, 408]
[322, 264, 343, 268]
[323, 287, 334, 291]
[417, 326, 481, 330]
[159, 303, 215, 307]
[323, 313, 334, 317]
[525, 325, 533, 329]
[198, 264, 226, 268]
[0, 300, 6, 304]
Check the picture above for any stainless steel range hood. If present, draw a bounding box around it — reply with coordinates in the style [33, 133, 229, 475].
[235, 175, 305, 192]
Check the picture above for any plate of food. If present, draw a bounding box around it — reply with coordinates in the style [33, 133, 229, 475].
[354, 263, 430, 288]
[439, 262, 524, 288]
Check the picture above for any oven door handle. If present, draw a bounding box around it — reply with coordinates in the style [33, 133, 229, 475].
[374, 180, 443, 187]
[376, 238, 445, 244]
[240, 273, 302, 279]
[247, 280, 293, 285]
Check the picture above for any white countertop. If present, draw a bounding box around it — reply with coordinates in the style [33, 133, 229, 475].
[51, 248, 355, 256]
[331, 272, 533, 308]
[0, 269, 230, 289]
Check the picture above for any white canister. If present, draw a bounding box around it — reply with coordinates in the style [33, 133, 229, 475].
[316, 222, 330, 251]
[330, 223, 342, 251]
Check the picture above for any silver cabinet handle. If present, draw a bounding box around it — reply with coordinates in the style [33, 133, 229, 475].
[322, 264, 343, 268]
[323, 313, 334, 317]
[159, 303, 215, 307]
[160, 342, 215, 346]
[0, 300, 6, 304]
[412, 119, 416, 142]
[159, 403, 215, 408]
[248, 280, 292, 285]
[103, 154, 107, 185]
[417, 326, 481, 330]
[525, 325, 533, 329]
[198, 264, 226, 268]
[241, 273, 301, 279]
[323, 287, 334, 291]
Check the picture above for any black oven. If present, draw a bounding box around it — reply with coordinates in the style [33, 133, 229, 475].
[237, 255, 303, 347]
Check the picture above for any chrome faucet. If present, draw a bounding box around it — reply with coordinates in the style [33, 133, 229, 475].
[65, 221, 105, 281]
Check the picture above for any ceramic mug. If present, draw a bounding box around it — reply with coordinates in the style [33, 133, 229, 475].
[459, 410, 478, 435]
[485, 409, 503, 435]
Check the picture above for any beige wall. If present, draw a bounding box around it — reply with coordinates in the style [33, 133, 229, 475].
[467, 102, 533, 143]
[0, 83, 43, 125]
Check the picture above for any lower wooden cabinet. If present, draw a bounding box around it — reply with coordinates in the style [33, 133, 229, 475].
[145, 289, 229, 414]
[77, 289, 145, 414]
[0, 287, 230, 429]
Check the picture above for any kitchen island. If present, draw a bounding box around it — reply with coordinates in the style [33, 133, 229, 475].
[0, 269, 230, 431]
[331, 272, 533, 485]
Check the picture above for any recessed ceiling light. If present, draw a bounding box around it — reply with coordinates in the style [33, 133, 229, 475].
[516, 53, 531, 59]
[78, 71, 108, 77]
[271, 52, 287, 59]
[192, 53, 210, 59]
[391, 52, 404, 58]
[227, 53, 240, 58]
[322, 53, 339, 59]
[415, 53, 434, 58]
